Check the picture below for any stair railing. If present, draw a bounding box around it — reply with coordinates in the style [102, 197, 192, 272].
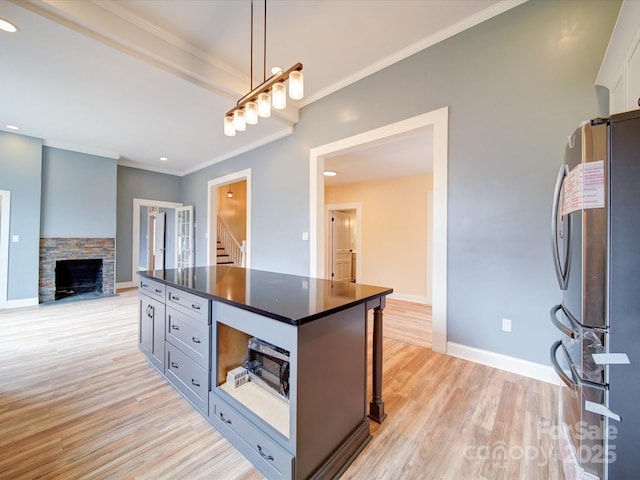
[216, 216, 246, 267]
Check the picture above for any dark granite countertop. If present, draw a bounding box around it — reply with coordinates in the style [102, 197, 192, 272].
[138, 266, 393, 326]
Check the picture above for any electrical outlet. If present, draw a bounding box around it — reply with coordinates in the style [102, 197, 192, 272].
[502, 318, 512, 333]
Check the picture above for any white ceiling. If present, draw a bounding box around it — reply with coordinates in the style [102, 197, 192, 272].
[323, 126, 434, 186]
[0, 0, 523, 177]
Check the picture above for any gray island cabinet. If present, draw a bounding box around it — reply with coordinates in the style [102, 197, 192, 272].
[138, 266, 392, 480]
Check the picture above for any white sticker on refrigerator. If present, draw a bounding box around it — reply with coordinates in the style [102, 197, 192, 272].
[562, 160, 605, 216]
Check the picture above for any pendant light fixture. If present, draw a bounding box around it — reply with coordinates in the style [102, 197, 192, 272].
[224, 0, 303, 136]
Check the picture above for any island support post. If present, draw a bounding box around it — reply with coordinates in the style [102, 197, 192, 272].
[367, 297, 387, 423]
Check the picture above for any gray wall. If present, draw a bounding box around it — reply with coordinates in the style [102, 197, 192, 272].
[116, 165, 181, 283]
[41, 147, 117, 237]
[181, 0, 620, 364]
[0, 132, 43, 301]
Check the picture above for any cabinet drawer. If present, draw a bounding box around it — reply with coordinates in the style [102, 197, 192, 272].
[166, 306, 210, 368]
[139, 277, 165, 300]
[209, 392, 293, 480]
[166, 343, 209, 414]
[166, 287, 210, 322]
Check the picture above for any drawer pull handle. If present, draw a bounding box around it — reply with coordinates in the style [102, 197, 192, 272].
[192, 337, 201, 344]
[191, 304, 201, 310]
[171, 361, 179, 369]
[219, 412, 232, 424]
[155, 288, 162, 294]
[191, 379, 200, 387]
[171, 325, 180, 331]
[257, 445, 274, 461]
[141, 283, 148, 288]
[172, 295, 180, 301]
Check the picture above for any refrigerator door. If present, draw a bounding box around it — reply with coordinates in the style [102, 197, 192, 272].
[551, 339, 608, 480]
[560, 122, 609, 329]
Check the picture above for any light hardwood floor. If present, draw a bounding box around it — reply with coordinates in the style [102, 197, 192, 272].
[0, 290, 563, 479]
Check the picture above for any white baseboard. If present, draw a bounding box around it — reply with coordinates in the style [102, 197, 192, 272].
[447, 341, 563, 386]
[116, 281, 135, 290]
[388, 292, 429, 304]
[4, 297, 39, 309]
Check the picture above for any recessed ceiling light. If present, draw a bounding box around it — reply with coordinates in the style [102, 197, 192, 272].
[323, 170, 337, 177]
[0, 18, 18, 33]
[5, 124, 20, 131]
[160, 157, 168, 161]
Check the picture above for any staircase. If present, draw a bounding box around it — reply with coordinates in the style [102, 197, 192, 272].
[216, 240, 235, 265]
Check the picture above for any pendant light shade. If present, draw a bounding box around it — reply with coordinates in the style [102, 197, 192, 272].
[245, 101, 258, 124]
[257, 92, 271, 117]
[272, 82, 286, 110]
[233, 109, 246, 131]
[288, 70, 304, 100]
[224, 116, 236, 136]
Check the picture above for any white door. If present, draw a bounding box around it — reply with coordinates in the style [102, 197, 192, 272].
[147, 212, 166, 271]
[331, 210, 352, 281]
[176, 205, 194, 268]
[154, 212, 166, 271]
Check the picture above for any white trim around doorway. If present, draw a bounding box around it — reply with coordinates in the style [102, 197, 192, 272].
[131, 198, 184, 288]
[309, 107, 449, 353]
[0, 190, 10, 308]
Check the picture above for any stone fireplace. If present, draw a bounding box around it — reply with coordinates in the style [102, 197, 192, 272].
[39, 238, 115, 303]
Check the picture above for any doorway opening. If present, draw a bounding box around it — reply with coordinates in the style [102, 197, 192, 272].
[132, 198, 183, 285]
[0, 190, 10, 308]
[207, 168, 252, 268]
[309, 108, 448, 353]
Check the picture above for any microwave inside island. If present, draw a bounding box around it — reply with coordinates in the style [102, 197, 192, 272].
[217, 323, 291, 437]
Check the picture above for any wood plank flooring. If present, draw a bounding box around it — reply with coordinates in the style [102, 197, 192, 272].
[0, 290, 563, 479]
[377, 298, 432, 348]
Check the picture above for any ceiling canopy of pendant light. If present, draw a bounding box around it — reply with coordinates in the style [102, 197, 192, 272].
[224, 0, 303, 136]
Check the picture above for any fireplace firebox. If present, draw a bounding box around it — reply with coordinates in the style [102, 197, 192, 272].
[55, 259, 103, 300]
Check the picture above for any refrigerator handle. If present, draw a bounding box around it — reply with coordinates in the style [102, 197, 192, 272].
[551, 164, 571, 290]
[550, 340, 577, 390]
[549, 304, 578, 339]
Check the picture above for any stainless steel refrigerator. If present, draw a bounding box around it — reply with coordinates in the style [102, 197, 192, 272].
[550, 109, 640, 479]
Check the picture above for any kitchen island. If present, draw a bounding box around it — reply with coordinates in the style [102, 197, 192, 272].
[137, 266, 392, 480]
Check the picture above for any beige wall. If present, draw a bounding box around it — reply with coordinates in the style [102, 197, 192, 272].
[325, 174, 433, 302]
[217, 180, 247, 243]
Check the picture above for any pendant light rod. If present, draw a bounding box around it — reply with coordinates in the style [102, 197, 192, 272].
[250, 0, 253, 90]
[263, 0, 267, 82]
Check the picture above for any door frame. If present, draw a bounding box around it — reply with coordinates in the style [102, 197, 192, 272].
[309, 107, 448, 353]
[326, 203, 361, 283]
[0, 190, 10, 308]
[207, 168, 252, 268]
[132, 198, 183, 285]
